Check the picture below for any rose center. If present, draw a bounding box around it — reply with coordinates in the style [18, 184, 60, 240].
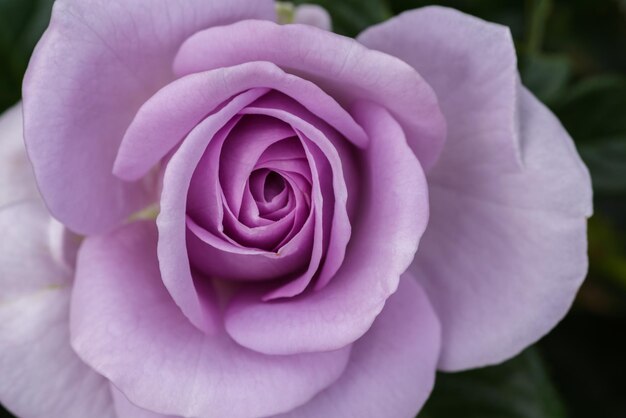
[262, 171, 286, 203]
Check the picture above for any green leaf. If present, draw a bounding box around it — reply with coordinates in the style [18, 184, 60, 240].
[588, 215, 626, 292]
[521, 54, 571, 104]
[543, 0, 626, 78]
[0, 0, 54, 113]
[554, 75, 626, 143]
[525, 0, 553, 55]
[291, 0, 392, 37]
[552, 75, 626, 194]
[419, 348, 566, 418]
[579, 137, 626, 194]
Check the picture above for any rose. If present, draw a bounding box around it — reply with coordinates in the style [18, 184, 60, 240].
[0, 1, 592, 417]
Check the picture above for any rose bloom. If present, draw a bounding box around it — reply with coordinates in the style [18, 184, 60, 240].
[0, 1, 592, 418]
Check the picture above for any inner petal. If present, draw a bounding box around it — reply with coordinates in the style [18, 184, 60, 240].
[240, 178, 287, 227]
[249, 169, 290, 212]
[239, 92, 357, 300]
[263, 171, 286, 202]
[222, 197, 296, 251]
[217, 120, 314, 250]
[218, 116, 295, 218]
[180, 89, 360, 311]
[185, 107, 320, 282]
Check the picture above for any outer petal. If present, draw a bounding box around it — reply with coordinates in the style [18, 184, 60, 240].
[0, 201, 113, 418]
[425, 89, 591, 370]
[0, 104, 39, 208]
[363, 9, 592, 371]
[70, 221, 351, 418]
[358, 6, 521, 173]
[0, 202, 70, 301]
[23, 0, 275, 234]
[360, 4, 591, 370]
[358, 5, 591, 217]
[174, 19, 446, 170]
[275, 273, 441, 418]
[225, 101, 429, 355]
[358, 6, 591, 371]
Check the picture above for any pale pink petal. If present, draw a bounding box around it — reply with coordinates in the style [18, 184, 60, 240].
[71, 221, 351, 418]
[0, 202, 70, 301]
[174, 19, 445, 169]
[358, 6, 591, 371]
[0, 202, 113, 418]
[275, 274, 440, 418]
[23, 0, 275, 234]
[0, 104, 39, 208]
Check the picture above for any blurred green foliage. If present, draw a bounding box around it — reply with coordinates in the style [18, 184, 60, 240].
[1, 0, 625, 417]
[0, 0, 53, 111]
[420, 348, 567, 418]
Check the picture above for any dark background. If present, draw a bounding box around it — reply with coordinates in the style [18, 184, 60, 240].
[1, 0, 625, 417]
